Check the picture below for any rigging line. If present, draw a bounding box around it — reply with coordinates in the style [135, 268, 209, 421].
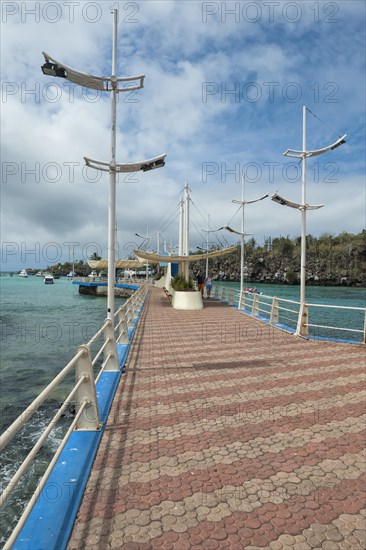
[226, 204, 242, 227]
[306, 107, 344, 139]
[191, 194, 210, 221]
[190, 198, 210, 227]
[158, 207, 180, 234]
[191, 198, 225, 237]
[159, 211, 180, 234]
[191, 218, 206, 241]
[156, 200, 180, 233]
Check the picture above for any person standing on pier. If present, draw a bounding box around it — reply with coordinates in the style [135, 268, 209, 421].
[205, 274, 212, 298]
[196, 272, 205, 296]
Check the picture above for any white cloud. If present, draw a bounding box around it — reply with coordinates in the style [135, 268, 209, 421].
[1, 0, 365, 271]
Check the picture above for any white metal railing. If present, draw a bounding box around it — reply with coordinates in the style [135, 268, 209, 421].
[213, 284, 366, 344]
[73, 276, 149, 284]
[0, 282, 148, 549]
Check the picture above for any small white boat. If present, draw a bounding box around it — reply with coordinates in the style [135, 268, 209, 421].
[19, 269, 28, 278]
[36, 271, 44, 277]
[67, 271, 75, 279]
[44, 274, 54, 284]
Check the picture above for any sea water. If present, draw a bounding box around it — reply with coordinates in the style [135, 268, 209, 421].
[0, 275, 127, 543]
[0, 275, 365, 542]
[217, 281, 366, 342]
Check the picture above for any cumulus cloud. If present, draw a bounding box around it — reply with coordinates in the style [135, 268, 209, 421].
[1, 0, 365, 270]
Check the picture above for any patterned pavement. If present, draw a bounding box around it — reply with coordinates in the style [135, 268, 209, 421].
[67, 286, 366, 549]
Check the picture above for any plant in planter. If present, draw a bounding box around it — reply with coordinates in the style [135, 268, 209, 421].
[172, 274, 195, 291]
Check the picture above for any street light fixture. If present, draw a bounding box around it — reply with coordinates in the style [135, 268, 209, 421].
[272, 105, 346, 336]
[41, 10, 166, 322]
[227, 179, 268, 309]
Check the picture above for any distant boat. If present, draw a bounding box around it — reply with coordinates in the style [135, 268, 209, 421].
[36, 271, 44, 277]
[44, 274, 54, 284]
[19, 269, 28, 278]
[67, 271, 75, 279]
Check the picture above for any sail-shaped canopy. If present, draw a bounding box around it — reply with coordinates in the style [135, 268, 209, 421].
[133, 246, 237, 264]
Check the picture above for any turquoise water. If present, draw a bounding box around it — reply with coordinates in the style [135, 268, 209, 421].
[215, 281, 366, 343]
[0, 275, 127, 543]
[0, 276, 365, 542]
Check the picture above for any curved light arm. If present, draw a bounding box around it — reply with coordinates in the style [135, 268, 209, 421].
[223, 225, 254, 237]
[84, 154, 166, 173]
[284, 134, 347, 158]
[232, 192, 269, 205]
[271, 193, 324, 211]
[42, 52, 145, 92]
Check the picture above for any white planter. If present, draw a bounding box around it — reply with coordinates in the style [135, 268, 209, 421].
[171, 289, 203, 310]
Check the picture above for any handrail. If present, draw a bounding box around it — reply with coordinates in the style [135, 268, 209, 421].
[0, 348, 85, 452]
[1, 281, 149, 547]
[3, 401, 88, 550]
[213, 284, 366, 344]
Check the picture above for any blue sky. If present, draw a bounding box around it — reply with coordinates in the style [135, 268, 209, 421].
[1, 0, 365, 270]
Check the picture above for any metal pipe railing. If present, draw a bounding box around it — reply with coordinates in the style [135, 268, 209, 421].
[3, 401, 88, 550]
[213, 284, 365, 344]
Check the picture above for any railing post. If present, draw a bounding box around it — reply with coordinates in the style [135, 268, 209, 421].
[252, 294, 259, 316]
[103, 319, 119, 371]
[75, 344, 102, 431]
[238, 289, 243, 310]
[228, 289, 234, 305]
[363, 309, 366, 344]
[214, 286, 219, 299]
[296, 303, 309, 337]
[221, 287, 226, 302]
[270, 297, 279, 324]
[117, 305, 129, 344]
[125, 303, 135, 329]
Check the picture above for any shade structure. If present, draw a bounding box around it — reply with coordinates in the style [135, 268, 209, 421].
[88, 259, 152, 270]
[133, 245, 238, 264]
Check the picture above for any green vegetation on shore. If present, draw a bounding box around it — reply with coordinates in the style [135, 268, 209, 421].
[191, 230, 366, 287]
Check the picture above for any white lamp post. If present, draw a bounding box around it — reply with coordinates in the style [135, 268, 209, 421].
[41, 9, 166, 322]
[271, 105, 346, 335]
[200, 214, 211, 279]
[229, 178, 268, 309]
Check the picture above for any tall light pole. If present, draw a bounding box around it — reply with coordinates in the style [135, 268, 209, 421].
[41, 9, 166, 322]
[271, 105, 346, 335]
[200, 213, 211, 279]
[229, 178, 268, 309]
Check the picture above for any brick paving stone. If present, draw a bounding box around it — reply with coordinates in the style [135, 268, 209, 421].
[66, 287, 366, 550]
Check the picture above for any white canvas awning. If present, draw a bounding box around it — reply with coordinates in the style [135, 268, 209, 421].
[133, 246, 237, 264]
[88, 259, 149, 270]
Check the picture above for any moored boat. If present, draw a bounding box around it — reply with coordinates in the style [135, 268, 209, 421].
[44, 274, 54, 284]
[18, 269, 28, 278]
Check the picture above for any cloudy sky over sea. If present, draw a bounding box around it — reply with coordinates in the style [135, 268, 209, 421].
[1, 0, 365, 270]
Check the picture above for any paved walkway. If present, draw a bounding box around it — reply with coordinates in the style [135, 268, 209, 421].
[68, 286, 366, 550]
